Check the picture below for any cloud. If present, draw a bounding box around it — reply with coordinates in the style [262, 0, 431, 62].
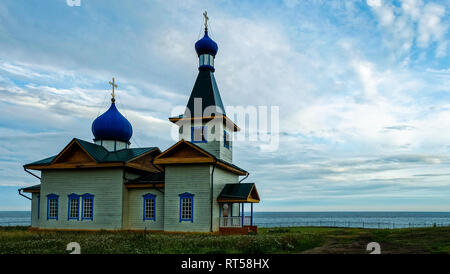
[366, 0, 449, 59]
[1, 1, 450, 211]
[417, 3, 447, 48]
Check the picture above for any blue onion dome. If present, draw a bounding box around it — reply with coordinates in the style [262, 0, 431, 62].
[195, 31, 218, 57]
[91, 102, 133, 143]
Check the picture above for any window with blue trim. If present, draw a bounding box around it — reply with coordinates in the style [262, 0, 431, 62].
[224, 130, 230, 149]
[81, 193, 94, 221]
[46, 194, 59, 220]
[67, 193, 80, 220]
[191, 126, 207, 143]
[143, 193, 156, 221]
[179, 192, 194, 222]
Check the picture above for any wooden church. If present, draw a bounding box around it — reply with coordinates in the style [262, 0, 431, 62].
[19, 14, 260, 233]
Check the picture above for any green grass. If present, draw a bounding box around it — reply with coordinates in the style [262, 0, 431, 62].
[0, 226, 448, 254]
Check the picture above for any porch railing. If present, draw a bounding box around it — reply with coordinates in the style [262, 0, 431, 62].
[220, 216, 252, 227]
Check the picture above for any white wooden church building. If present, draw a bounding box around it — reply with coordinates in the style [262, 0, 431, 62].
[19, 14, 260, 233]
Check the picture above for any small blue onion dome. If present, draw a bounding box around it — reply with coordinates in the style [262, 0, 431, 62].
[91, 102, 133, 142]
[195, 31, 218, 56]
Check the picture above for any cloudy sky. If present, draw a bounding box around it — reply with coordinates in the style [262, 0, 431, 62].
[0, 0, 449, 211]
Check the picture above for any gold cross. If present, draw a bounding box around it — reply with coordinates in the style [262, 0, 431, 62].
[109, 77, 118, 102]
[203, 11, 209, 31]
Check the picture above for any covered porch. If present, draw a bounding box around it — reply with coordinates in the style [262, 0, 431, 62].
[217, 183, 260, 234]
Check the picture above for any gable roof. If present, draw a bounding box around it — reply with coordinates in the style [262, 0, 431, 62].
[25, 155, 56, 166]
[154, 139, 247, 175]
[217, 183, 260, 203]
[73, 139, 157, 163]
[24, 138, 160, 171]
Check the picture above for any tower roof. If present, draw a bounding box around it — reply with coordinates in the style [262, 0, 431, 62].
[92, 78, 133, 143]
[169, 12, 239, 131]
[184, 70, 225, 117]
[195, 31, 218, 57]
[91, 102, 133, 142]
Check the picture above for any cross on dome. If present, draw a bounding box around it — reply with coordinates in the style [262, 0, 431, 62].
[91, 77, 133, 143]
[109, 77, 118, 103]
[203, 11, 209, 31]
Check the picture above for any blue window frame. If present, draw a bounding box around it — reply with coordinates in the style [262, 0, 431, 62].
[81, 193, 94, 221]
[224, 130, 230, 149]
[46, 194, 59, 220]
[37, 194, 40, 219]
[179, 192, 194, 222]
[191, 126, 207, 143]
[67, 193, 80, 220]
[143, 193, 156, 221]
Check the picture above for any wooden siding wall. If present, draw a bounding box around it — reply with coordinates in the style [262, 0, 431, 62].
[29, 160, 239, 232]
[218, 122, 233, 163]
[178, 120, 232, 162]
[38, 168, 124, 230]
[163, 165, 211, 232]
[219, 132, 232, 163]
[196, 140, 221, 159]
[31, 193, 39, 227]
[212, 167, 239, 231]
[122, 171, 141, 228]
[125, 188, 164, 230]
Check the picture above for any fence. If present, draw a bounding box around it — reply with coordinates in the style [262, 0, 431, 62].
[254, 221, 450, 229]
[0, 221, 31, 227]
[220, 216, 252, 227]
[1, 220, 449, 229]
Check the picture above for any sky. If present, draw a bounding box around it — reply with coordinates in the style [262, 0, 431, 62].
[0, 0, 449, 211]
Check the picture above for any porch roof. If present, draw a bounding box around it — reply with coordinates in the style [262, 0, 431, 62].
[217, 183, 260, 203]
[21, 184, 41, 193]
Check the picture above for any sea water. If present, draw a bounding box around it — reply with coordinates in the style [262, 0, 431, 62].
[1, 211, 450, 229]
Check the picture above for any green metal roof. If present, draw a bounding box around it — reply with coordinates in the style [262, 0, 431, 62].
[101, 147, 156, 162]
[125, 172, 165, 184]
[216, 158, 247, 174]
[24, 138, 158, 167]
[185, 70, 226, 117]
[24, 155, 56, 166]
[218, 183, 255, 200]
[20, 184, 41, 191]
[76, 138, 109, 161]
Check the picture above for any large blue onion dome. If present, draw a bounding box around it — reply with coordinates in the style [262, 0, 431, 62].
[195, 31, 218, 57]
[91, 102, 133, 143]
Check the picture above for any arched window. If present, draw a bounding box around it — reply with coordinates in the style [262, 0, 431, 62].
[67, 193, 80, 220]
[81, 193, 94, 221]
[179, 192, 194, 222]
[224, 130, 230, 149]
[46, 194, 59, 220]
[143, 193, 156, 221]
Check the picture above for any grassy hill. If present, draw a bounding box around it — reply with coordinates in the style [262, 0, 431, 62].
[0, 226, 448, 254]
